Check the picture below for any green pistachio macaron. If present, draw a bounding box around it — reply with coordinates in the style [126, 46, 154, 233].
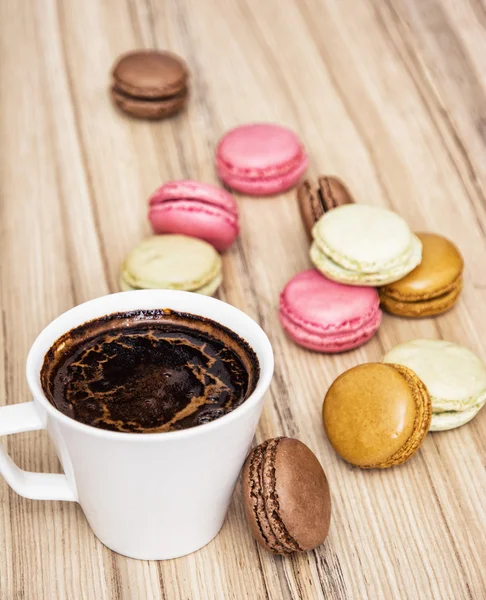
[310, 204, 422, 286]
[120, 234, 222, 296]
[383, 339, 486, 431]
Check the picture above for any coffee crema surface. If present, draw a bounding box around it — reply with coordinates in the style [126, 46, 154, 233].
[41, 309, 260, 433]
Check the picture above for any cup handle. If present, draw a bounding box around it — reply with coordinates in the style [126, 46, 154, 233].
[0, 402, 77, 502]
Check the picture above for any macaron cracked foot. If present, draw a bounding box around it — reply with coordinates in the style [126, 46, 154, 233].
[120, 234, 222, 295]
[310, 204, 422, 286]
[323, 363, 431, 468]
[148, 180, 239, 251]
[242, 437, 331, 554]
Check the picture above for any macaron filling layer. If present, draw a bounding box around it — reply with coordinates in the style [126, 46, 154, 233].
[429, 387, 486, 413]
[310, 239, 422, 286]
[149, 181, 238, 214]
[149, 200, 239, 229]
[431, 405, 483, 431]
[280, 310, 381, 352]
[217, 160, 308, 194]
[121, 258, 221, 292]
[380, 272, 463, 303]
[112, 84, 188, 103]
[120, 272, 222, 296]
[379, 278, 462, 317]
[216, 150, 307, 181]
[312, 232, 422, 275]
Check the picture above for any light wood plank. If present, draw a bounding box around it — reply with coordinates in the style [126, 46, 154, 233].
[0, 0, 485, 597]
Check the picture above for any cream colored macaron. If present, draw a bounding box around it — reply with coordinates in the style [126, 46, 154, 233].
[120, 234, 222, 296]
[383, 339, 486, 431]
[310, 204, 422, 286]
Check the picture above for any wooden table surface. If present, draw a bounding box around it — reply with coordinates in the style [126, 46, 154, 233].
[1, 0, 486, 598]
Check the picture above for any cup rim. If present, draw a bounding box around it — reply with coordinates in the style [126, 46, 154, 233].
[26, 290, 274, 441]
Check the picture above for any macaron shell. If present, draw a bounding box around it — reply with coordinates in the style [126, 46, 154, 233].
[312, 205, 418, 273]
[379, 277, 462, 317]
[297, 180, 325, 237]
[323, 363, 430, 468]
[379, 233, 464, 301]
[149, 180, 237, 215]
[270, 438, 331, 551]
[383, 339, 486, 410]
[112, 50, 188, 98]
[310, 237, 422, 286]
[121, 235, 222, 292]
[149, 200, 239, 251]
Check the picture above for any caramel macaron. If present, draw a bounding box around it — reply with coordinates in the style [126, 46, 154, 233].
[111, 50, 189, 120]
[379, 233, 463, 317]
[297, 176, 354, 238]
[323, 363, 431, 468]
[242, 438, 331, 554]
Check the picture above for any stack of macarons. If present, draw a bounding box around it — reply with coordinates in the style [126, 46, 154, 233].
[120, 180, 241, 297]
[280, 173, 465, 353]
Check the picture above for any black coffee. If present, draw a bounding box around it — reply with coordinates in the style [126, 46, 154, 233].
[41, 309, 260, 433]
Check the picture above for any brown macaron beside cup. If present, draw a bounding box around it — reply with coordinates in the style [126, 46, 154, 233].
[111, 50, 189, 120]
[242, 437, 331, 555]
[297, 176, 355, 238]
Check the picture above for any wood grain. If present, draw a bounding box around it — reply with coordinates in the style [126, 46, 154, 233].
[1, 0, 486, 597]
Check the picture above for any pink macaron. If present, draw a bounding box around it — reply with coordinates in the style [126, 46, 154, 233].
[279, 270, 382, 353]
[148, 180, 239, 252]
[216, 123, 308, 196]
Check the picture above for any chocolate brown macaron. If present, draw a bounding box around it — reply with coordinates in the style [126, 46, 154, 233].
[297, 176, 354, 237]
[111, 50, 189, 120]
[242, 437, 331, 554]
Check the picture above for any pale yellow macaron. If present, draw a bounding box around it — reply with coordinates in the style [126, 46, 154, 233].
[310, 204, 422, 286]
[120, 234, 222, 296]
[383, 339, 486, 431]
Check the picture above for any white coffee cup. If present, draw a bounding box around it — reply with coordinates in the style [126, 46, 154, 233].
[0, 290, 274, 560]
